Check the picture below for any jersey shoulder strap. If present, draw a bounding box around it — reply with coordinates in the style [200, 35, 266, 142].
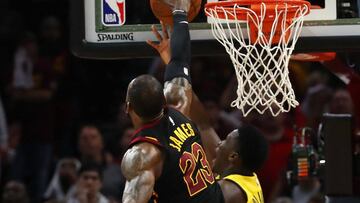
[224, 173, 264, 203]
[129, 116, 166, 148]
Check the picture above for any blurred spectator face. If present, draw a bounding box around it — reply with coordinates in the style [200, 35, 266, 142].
[2, 181, 28, 203]
[20, 32, 38, 60]
[59, 159, 78, 190]
[41, 16, 61, 42]
[329, 89, 353, 114]
[245, 110, 285, 141]
[21, 33, 38, 59]
[78, 171, 102, 195]
[302, 84, 332, 118]
[79, 126, 103, 158]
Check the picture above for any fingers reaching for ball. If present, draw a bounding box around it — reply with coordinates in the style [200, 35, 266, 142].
[146, 22, 171, 65]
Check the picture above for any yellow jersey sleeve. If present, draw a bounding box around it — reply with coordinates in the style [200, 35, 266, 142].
[223, 173, 264, 203]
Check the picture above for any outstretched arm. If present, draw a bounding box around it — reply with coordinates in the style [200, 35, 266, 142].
[121, 143, 164, 203]
[147, 15, 193, 117]
[189, 94, 220, 165]
[149, 16, 219, 163]
[147, 18, 219, 165]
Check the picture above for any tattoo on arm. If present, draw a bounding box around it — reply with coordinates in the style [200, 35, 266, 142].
[165, 77, 192, 90]
[121, 145, 159, 203]
[122, 171, 155, 203]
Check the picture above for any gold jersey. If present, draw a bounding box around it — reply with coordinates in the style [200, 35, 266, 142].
[223, 173, 264, 203]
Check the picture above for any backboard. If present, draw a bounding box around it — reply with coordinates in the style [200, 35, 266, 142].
[70, 0, 360, 59]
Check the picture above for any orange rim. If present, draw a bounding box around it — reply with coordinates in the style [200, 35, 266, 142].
[205, 0, 311, 20]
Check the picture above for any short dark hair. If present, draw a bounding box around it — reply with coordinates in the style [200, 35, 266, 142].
[78, 124, 101, 134]
[127, 75, 165, 120]
[78, 161, 103, 179]
[236, 125, 268, 172]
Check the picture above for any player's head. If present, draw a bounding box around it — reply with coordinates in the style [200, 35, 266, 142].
[212, 125, 268, 175]
[125, 75, 166, 123]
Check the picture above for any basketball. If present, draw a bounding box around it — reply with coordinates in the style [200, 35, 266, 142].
[150, 0, 202, 26]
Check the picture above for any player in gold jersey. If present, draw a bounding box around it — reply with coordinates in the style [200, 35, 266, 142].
[212, 126, 268, 203]
[148, 21, 269, 203]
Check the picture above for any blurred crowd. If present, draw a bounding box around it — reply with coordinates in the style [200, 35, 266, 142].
[0, 0, 359, 203]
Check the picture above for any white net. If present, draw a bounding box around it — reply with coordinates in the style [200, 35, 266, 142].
[205, 2, 309, 116]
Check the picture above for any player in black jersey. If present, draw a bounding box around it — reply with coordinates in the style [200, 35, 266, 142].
[120, 0, 224, 202]
[148, 11, 268, 203]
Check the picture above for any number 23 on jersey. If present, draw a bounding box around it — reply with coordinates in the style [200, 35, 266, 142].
[179, 142, 215, 196]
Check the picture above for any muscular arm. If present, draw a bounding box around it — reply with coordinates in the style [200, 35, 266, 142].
[147, 17, 193, 117]
[121, 143, 164, 203]
[147, 20, 218, 163]
[147, 17, 219, 163]
[164, 77, 192, 117]
[189, 93, 220, 166]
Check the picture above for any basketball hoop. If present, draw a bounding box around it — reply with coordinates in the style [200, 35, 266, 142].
[205, 0, 311, 116]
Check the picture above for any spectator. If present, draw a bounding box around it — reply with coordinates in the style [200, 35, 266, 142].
[2, 180, 29, 203]
[10, 31, 54, 203]
[328, 88, 360, 196]
[78, 125, 122, 201]
[328, 88, 354, 115]
[66, 162, 109, 203]
[38, 16, 64, 58]
[44, 158, 81, 202]
[12, 32, 37, 90]
[327, 88, 359, 154]
[301, 71, 332, 129]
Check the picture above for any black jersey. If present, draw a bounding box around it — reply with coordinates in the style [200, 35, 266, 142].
[129, 107, 224, 203]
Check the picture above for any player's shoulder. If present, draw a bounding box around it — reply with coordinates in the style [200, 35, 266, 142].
[121, 143, 164, 179]
[124, 143, 164, 165]
[218, 178, 247, 203]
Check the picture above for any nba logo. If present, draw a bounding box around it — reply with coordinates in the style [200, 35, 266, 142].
[102, 0, 126, 26]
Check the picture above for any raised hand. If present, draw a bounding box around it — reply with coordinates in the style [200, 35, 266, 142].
[146, 22, 171, 65]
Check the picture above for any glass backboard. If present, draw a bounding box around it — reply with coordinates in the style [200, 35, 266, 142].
[70, 0, 360, 59]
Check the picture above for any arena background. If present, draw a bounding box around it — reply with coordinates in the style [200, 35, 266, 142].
[0, 0, 359, 203]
